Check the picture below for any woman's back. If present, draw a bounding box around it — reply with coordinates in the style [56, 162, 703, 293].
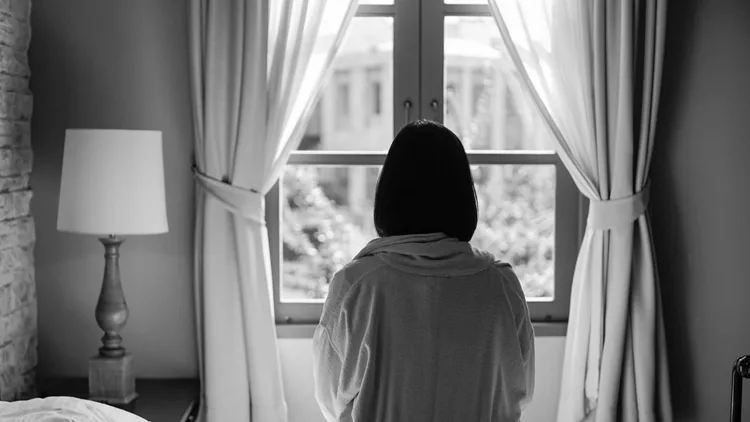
[312, 233, 535, 422]
[313, 121, 535, 421]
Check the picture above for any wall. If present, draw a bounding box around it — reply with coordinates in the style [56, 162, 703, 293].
[651, 0, 750, 420]
[0, 0, 35, 400]
[280, 338, 565, 422]
[27, 0, 750, 419]
[28, 2, 569, 421]
[29, 0, 196, 378]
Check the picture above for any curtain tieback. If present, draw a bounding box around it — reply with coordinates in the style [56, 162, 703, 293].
[587, 182, 650, 230]
[192, 165, 265, 226]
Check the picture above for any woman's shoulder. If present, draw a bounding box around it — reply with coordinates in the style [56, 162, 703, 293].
[471, 246, 513, 272]
[334, 255, 388, 287]
[326, 255, 388, 300]
[485, 258, 527, 303]
[472, 248, 524, 293]
[321, 256, 388, 327]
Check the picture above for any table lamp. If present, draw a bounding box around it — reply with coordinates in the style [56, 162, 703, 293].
[56, 129, 168, 405]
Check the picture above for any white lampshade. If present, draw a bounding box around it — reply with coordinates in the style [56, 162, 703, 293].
[57, 129, 169, 236]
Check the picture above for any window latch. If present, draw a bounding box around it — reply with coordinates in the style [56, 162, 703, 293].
[403, 99, 413, 124]
[430, 99, 440, 121]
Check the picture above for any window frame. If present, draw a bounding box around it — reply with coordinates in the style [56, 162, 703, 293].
[269, 1, 583, 326]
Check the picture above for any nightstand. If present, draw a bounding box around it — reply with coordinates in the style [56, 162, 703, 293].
[37, 378, 200, 422]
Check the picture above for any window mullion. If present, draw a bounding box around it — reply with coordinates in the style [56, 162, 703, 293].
[443, 4, 491, 17]
[355, 4, 394, 17]
[394, 0, 420, 128]
[420, 0, 445, 123]
[288, 152, 387, 166]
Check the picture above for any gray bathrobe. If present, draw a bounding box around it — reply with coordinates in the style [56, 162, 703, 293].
[312, 232, 535, 422]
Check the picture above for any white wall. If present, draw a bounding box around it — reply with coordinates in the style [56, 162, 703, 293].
[651, 0, 750, 420]
[29, 2, 569, 417]
[31, 0, 750, 419]
[280, 337, 565, 422]
[34, 1, 750, 421]
[30, 0, 197, 378]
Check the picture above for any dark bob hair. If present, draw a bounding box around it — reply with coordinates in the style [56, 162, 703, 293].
[373, 119, 478, 242]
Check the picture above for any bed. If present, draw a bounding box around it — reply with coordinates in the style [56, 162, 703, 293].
[0, 396, 150, 422]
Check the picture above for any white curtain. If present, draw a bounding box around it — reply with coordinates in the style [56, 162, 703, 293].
[488, 1, 672, 421]
[188, 1, 358, 421]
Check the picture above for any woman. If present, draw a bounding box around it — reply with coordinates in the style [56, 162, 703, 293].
[312, 120, 535, 422]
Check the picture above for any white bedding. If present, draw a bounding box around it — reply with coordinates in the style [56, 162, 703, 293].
[0, 396, 150, 422]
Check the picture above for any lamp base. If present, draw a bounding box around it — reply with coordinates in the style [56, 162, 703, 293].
[88, 352, 138, 404]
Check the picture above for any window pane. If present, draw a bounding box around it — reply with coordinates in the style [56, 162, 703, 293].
[470, 165, 555, 299]
[281, 164, 554, 301]
[281, 166, 379, 301]
[359, 0, 394, 4]
[445, 0, 487, 3]
[298, 17, 394, 152]
[444, 16, 553, 151]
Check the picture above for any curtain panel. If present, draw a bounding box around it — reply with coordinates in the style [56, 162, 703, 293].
[488, 1, 672, 420]
[188, 1, 358, 420]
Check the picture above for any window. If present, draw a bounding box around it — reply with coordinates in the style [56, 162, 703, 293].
[268, 0, 582, 325]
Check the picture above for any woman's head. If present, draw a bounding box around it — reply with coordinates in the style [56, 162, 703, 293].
[373, 119, 478, 242]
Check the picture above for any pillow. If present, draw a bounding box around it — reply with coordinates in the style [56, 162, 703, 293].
[0, 396, 150, 422]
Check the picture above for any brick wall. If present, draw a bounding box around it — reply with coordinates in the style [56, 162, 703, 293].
[0, 0, 35, 401]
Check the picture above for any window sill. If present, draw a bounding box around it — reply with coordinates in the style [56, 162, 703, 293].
[276, 322, 567, 338]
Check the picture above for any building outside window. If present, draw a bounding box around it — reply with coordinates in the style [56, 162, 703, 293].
[334, 70, 351, 131]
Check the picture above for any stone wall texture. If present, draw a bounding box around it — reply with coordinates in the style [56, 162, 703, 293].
[0, 0, 35, 401]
